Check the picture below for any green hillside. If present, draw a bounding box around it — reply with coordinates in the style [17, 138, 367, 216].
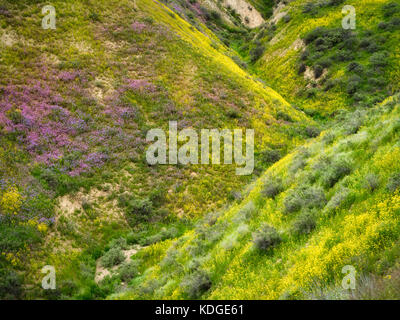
[115, 95, 400, 299]
[1, 0, 400, 300]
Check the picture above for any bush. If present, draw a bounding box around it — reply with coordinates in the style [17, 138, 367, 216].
[262, 178, 283, 199]
[324, 79, 340, 91]
[250, 44, 266, 63]
[88, 12, 101, 22]
[292, 211, 316, 235]
[347, 62, 363, 73]
[284, 186, 326, 214]
[318, 57, 332, 69]
[283, 192, 303, 213]
[368, 77, 386, 88]
[0, 224, 41, 253]
[107, 237, 127, 250]
[387, 173, 400, 192]
[125, 197, 154, 224]
[260, 148, 281, 165]
[313, 65, 324, 79]
[382, 2, 400, 18]
[359, 38, 380, 53]
[149, 187, 166, 207]
[253, 224, 282, 251]
[300, 50, 309, 61]
[322, 159, 352, 188]
[0, 269, 23, 299]
[306, 126, 321, 138]
[181, 271, 212, 299]
[231, 55, 248, 70]
[326, 188, 351, 212]
[370, 52, 389, 69]
[345, 114, 364, 134]
[118, 261, 140, 283]
[101, 247, 125, 268]
[334, 50, 354, 62]
[276, 111, 293, 122]
[346, 75, 361, 95]
[283, 14, 291, 23]
[364, 173, 380, 192]
[298, 63, 306, 74]
[302, 2, 318, 15]
[322, 132, 336, 144]
[290, 155, 308, 174]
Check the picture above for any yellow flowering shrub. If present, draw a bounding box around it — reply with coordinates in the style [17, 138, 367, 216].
[0, 186, 22, 215]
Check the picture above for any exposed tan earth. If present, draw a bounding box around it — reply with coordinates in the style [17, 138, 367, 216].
[223, 0, 264, 28]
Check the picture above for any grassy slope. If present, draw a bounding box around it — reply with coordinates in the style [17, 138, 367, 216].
[0, 0, 309, 298]
[116, 94, 400, 300]
[107, 0, 400, 300]
[255, 0, 400, 116]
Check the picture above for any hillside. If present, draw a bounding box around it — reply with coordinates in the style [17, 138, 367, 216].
[115, 95, 400, 299]
[1, 0, 400, 300]
[0, 0, 308, 299]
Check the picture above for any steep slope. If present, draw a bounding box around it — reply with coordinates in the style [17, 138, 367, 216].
[245, 0, 400, 116]
[0, 0, 309, 298]
[114, 94, 400, 300]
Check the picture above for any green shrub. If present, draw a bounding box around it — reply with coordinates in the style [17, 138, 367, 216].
[298, 63, 306, 74]
[322, 132, 336, 144]
[334, 49, 354, 62]
[284, 192, 303, 213]
[289, 148, 310, 174]
[88, 12, 101, 22]
[359, 38, 380, 53]
[228, 190, 242, 202]
[346, 75, 361, 95]
[347, 61, 363, 73]
[276, 111, 293, 122]
[250, 43, 266, 62]
[101, 247, 125, 268]
[364, 173, 380, 192]
[253, 224, 282, 251]
[322, 158, 352, 188]
[231, 55, 248, 70]
[317, 57, 332, 69]
[283, 14, 291, 23]
[387, 173, 400, 192]
[368, 77, 386, 88]
[118, 261, 140, 283]
[313, 65, 324, 79]
[345, 115, 364, 134]
[149, 187, 166, 207]
[262, 178, 283, 199]
[292, 211, 316, 235]
[260, 148, 281, 165]
[325, 188, 350, 212]
[382, 2, 400, 18]
[306, 126, 321, 138]
[0, 224, 41, 253]
[284, 186, 326, 214]
[181, 271, 212, 299]
[369, 51, 389, 69]
[0, 269, 23, 300]
[107, 237, 127, 250]
[302, 2, 318, 15]
[125, 198, 154, 224]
